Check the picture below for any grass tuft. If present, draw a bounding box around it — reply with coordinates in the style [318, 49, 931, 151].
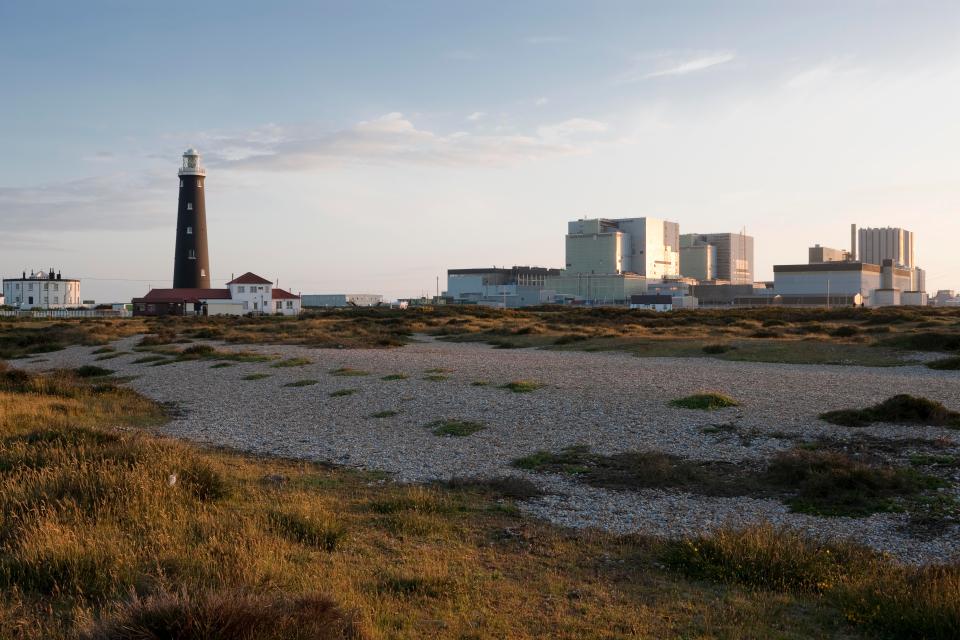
[271, 357, 312, 368]
[81, 590, 361, 640]
[330, 367, 369, 377]
[284, 379, 319, 388]
[75, 365, 114, 378]
[500, 380, 543, 393]
[670, 393, 740, 411]
[380, 373, 408, 381]
[820, 394, 960, 428]
[927, 356, 960, 371]
[242, 373, 271, 381]
[427, 420, 485, 437]
[423, 374, 448, 381]
[330, 389, 358, 397]
[370, 410, 398, 418]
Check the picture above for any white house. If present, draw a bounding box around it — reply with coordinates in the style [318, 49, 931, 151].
[629, 294, 674, 312]
[133, 271, 301, 316]
[3, 269, 81, 310]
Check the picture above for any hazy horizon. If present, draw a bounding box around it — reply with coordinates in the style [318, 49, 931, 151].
[2, 1, 958, 302]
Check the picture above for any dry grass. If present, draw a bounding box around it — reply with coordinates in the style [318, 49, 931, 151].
[665, 524, 960, 639]
[0, 362, 955, 638]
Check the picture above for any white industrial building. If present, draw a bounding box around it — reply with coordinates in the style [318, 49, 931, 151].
[444, 266, 561, 308]
[774, 260, 923, 307]
[302, 294, 384, 308]
[565, 217, 680, 278]
[3, 269, 81, 309]
[858, 226, 915, 269]
[680, 232, 754, 284]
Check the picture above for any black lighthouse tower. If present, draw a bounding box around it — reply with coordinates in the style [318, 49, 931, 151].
[172, 148, 211, 288]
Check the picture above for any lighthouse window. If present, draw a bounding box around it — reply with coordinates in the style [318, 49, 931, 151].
[200, 269, 206, 277]
[188, 250, 196, 259]
[187, 203, 193, 211]
[187, 226, 193, 235]
[179, 180, 183, 188]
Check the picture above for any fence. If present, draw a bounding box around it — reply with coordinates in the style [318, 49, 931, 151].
[0, 309, 132, 319]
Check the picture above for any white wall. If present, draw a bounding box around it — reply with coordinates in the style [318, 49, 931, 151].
[3, 278, 81, 309]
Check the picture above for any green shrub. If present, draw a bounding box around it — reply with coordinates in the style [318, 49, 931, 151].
[670, 393, 740, 411]
[500, 380, 543, 393]
[284, 379, 319, 388]
[702, 344, 735, 354]
[381, 373, 408, 381]
[75, 365, 113, 378]
[271, 357, 312, 368]
[927, 357, 960, 371]
[427, 420, 485, 437]
[242, 373, 271, 381]
[821, 395, 960, 428]
[329, 367, 368, 376]
[330, 389, 358, 397]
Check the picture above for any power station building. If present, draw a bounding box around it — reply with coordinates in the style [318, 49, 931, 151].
[444, 266, 561, 308]
[564, 217, 680, 278]
[680, 232, 754, 284]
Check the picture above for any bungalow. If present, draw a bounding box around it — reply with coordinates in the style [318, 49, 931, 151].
[132, 272, 301, 317]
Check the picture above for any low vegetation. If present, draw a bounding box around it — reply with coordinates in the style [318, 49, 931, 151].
[664, 524, 960, 640]
[380, 373, 408, 381]
[241, 373, 271, 381]
[927, 356, 960, 370]
[500, 380, 543, 393]
[284, 379, 319, 387]
[427, 420, 485, 437]
[422, 374, 447, 381]
[370, 410, 398, 418]
[670, 392, 740, 410]
[0, 362, 957, 638]
[270, 357, 312, 368]
[75, 365, 114, 378]
[515, 446, 950, 518]
[330, 389, 358, 397]
[329, 367, 368, 377]
[820, 394, 960, 429]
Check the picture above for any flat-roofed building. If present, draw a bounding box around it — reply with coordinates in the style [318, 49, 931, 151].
[680, 232, 754, 284]
[565, 217, 680, 279]
[809, 245, 850, 263]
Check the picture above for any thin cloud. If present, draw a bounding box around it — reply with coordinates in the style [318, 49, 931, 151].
[617, 51, 735, 83]
[213, 113, 611, 171]
[466, 111, 486, 121]
[0, 173, 170, 233]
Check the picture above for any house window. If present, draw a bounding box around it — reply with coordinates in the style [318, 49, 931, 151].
[253, 302, 258, 310]
[28, 296, 33, 304]
[53, 296, 59, 304]
[187, 203, 193, 211]
[187, 226, 193, 234]
[276, 301, 281, 311]
[237, 286, 245, 293]
[53, 283, 58, 291]
[286, 300, 293, 309]
[44, 283, 49, 290]
[188, 249, 196, 259]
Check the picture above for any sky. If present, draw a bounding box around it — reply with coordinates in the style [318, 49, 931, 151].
[1, 0, 958, 302]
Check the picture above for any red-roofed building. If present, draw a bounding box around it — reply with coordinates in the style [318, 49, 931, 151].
[133, 272, 300, 316]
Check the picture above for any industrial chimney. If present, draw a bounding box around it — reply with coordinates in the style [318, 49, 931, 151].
[172, 148, 211, 288]
[850, 224, 857, 262]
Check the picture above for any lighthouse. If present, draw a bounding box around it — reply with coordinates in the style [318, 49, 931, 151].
[172, 148, 211, 288]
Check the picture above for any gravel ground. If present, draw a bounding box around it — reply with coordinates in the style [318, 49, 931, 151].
[18, 335, 960, 564]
